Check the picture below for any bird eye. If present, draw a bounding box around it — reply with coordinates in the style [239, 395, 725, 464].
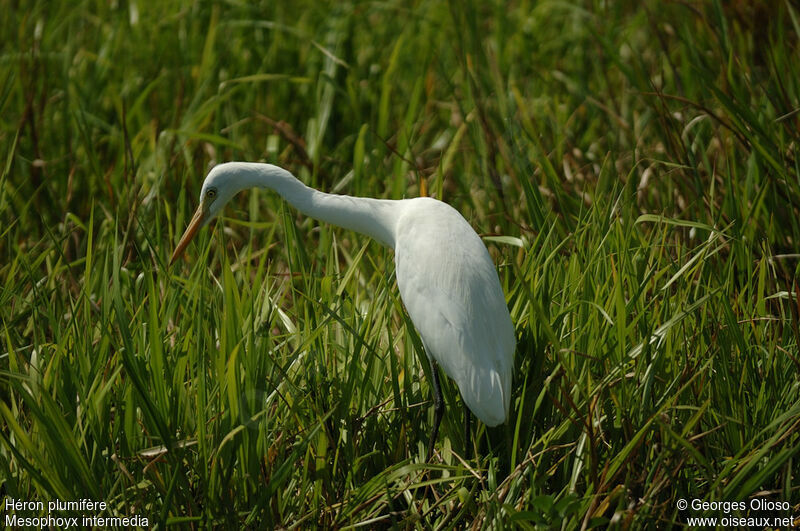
[206, 189, 217, 199]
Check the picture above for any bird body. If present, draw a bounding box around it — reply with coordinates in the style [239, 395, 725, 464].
[394, 197, 513, 425]
[171, 162, 515, 440]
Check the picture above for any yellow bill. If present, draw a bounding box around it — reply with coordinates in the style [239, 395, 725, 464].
[169, 204, 207, 266]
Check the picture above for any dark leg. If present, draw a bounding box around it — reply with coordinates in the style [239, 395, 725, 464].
[427, 359, 445, 460]
[464, 406, 471, 458]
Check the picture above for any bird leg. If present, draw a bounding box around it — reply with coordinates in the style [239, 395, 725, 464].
[464, 406, 471, 458]
[427, 358, 444, 460]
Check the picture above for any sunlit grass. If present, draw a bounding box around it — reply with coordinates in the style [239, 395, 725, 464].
[2, 0, 799, 527]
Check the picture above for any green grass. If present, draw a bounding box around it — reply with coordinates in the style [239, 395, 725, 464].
[2, 0, 800, 528]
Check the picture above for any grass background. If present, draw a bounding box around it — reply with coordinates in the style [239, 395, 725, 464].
[2, 0, 800, 528]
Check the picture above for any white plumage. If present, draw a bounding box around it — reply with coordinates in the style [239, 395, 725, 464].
[394, 198, 514, 425]
[170, 162, 516, 451]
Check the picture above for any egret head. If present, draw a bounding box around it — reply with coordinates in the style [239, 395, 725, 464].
[169, 164, 241, 266]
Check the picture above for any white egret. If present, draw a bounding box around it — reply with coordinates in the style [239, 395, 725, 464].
[170, 162, 515, 456]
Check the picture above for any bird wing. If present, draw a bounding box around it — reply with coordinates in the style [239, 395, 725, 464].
[394, 200, 515, 426]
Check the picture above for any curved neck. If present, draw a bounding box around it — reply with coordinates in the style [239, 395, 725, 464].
[224, 162, 399, 248]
